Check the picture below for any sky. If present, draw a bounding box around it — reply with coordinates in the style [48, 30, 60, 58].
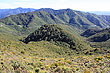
[0, 0, 110, 11]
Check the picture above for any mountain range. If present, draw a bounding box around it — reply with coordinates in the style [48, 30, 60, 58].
[0, 7, 36, 19]
[1, 8, 110, 36]
[0, 7, 110, 73]
[89, 11, 110, 15]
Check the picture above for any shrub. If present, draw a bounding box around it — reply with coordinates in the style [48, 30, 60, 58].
[83, 69, 90, 73]
[94, 56, 103, 62]
[40, 58, 46, 61]
[65, 60, 72, 64]
[35, 68, 40, 73]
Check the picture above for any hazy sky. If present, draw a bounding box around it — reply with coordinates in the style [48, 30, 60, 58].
[0, 0, 110, 11]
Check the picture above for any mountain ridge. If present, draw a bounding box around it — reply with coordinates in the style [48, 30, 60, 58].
[1, 8, 110, 36]
[0, 7, 36, 19]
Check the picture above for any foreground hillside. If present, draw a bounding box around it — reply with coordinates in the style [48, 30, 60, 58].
[0, 24, 110, 73]
[0, 38, 110, 73]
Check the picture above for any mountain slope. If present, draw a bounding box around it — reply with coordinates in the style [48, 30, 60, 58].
[39, 9, 110, 28]
[81, 28, 110, 48]
[81, 28, 110, 42]
[88, 28, 110, 42]
[1, 33, 110, 73]
[23, 24, 90, 50]
[81, 28, 101, 37]
[0, 10, 66, 35]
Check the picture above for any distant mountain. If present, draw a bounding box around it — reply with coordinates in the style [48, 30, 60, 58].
[37, 8, 110, 28]
[89, 11, 110, 15]
[0, 7, 36, 19]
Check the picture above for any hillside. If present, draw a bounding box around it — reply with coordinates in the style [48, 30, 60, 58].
[81, 28, 110, 48]
[38, 8, 110, 28]
[1, 24, 110, 73]
[1, 26, 110, 73]
[82, 28, 110, 42]
[1, 37, 110, 73]
[88, 28, 110, 42]
[22, 24, 90, 50]
[81, 28, 101, 37]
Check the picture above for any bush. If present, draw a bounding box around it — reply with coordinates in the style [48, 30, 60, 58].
[35, 68, 40, 73]
[83, 69, 90, 73]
